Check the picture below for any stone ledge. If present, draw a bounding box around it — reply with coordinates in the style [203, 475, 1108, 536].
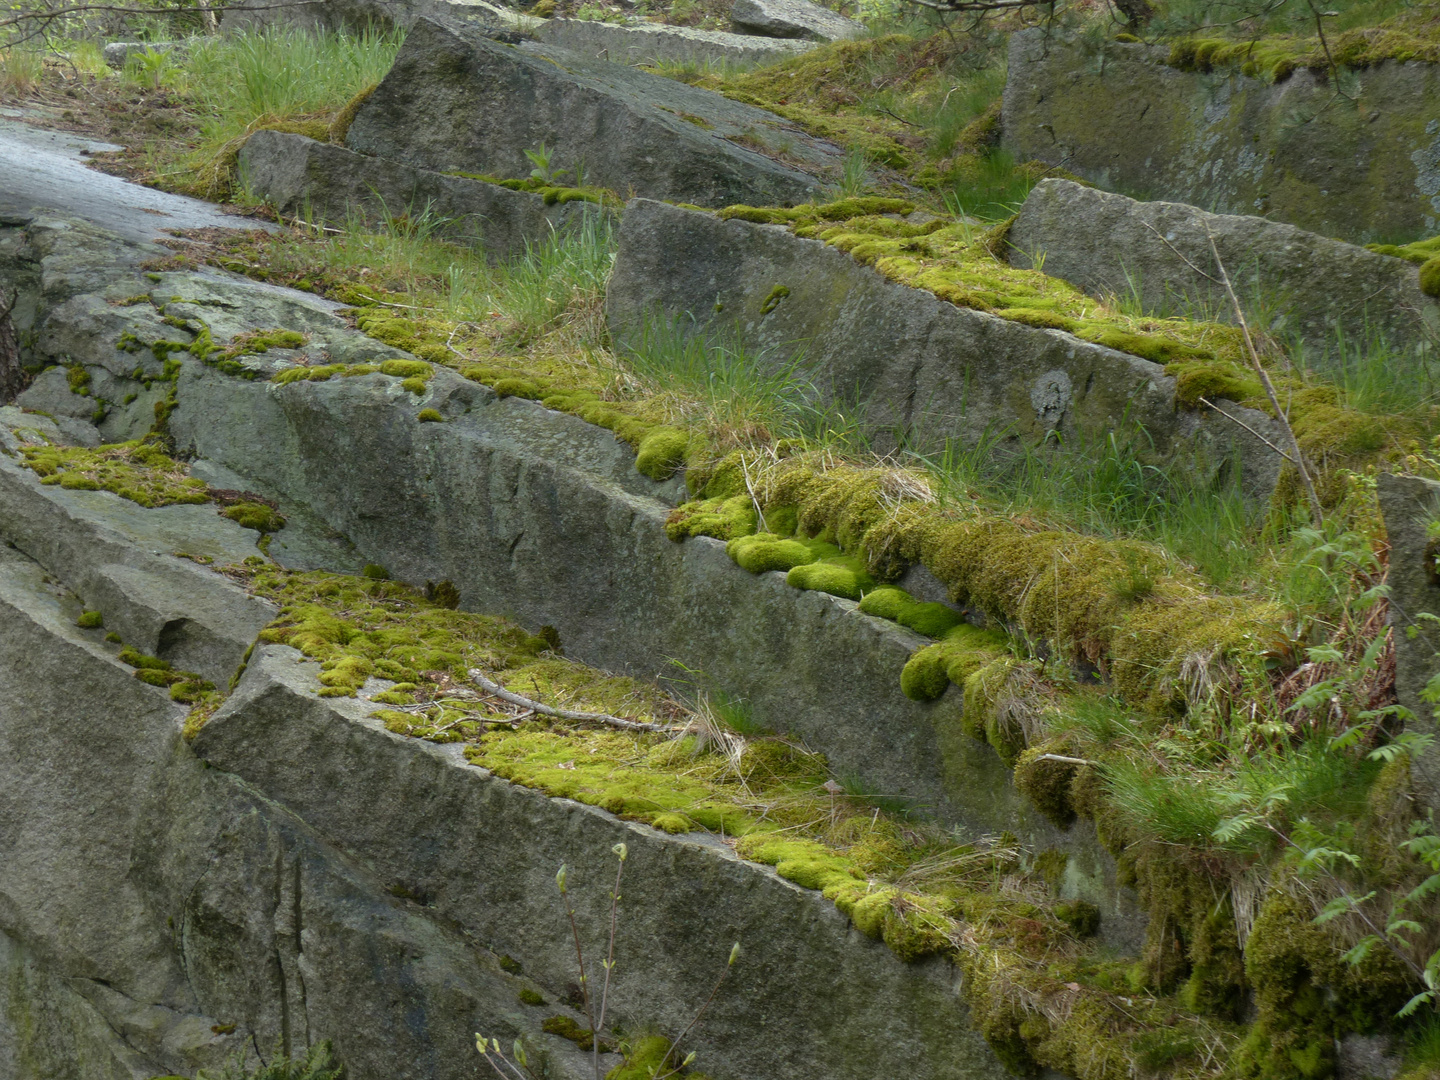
[0, 440, 274, 683]
[195, 643, 1013, 1080]
[607, 198, 1286, 502]
[239, 131, 612, 259]
[1009, 179, 1439, 359]
[0, 542, 605, 1080]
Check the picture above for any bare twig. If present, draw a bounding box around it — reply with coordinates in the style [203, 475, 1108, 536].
[1137, 219, 1323, 523]
[878, 106, 918, 127]
[593, 849, 626, 1080]
[653, 944, 740, 1080]
[467, 669, 674, 732]
[1036, 753, 1099, 767]
[1199, 397, 1297, 464]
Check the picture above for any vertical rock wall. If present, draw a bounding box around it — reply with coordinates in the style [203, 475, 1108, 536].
[1002, 29, 1440, 244]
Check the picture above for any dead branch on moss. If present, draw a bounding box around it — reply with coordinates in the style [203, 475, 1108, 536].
[468, 669, 675, 733]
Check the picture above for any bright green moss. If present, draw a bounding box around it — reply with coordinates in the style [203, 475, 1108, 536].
[76, 610, 103, 629]
[221, 502, 286, 533]
[665, 494, 757, 541]
[417, 408, 444, 422]
[1013, 743, 1078, 827]
[635, 426, 690, 481]
[517, 988, 545, 1006]
[1420, 257, 1440, 298]
[900, 643, 950, 700]
[21, 440, 213, 509]
[491, 377, 544, 399]
[446, 171, 621, 210]
[273, 364, 345, 384]
[1169, 361, 1265, 407]
[726, 533, 818, 574]
[380, 358, 432, 380]
[785, 559, 871, 600]
[67, 365, 91, 395]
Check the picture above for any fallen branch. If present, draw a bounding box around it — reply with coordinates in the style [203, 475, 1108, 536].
[1036, 753, 1099, 767]
[468, 669, 674, 733]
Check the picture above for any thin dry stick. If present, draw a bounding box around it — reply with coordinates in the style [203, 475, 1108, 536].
[556, 866, 599, 1066]
[1198, 396, 1296, 464]
[593, 846, 627, 1080]
[468, 669, 673, 732]
[653, 944, 740, 1080]
[1138, 220, 1323, 524]
[1035, 753, 1099, 767]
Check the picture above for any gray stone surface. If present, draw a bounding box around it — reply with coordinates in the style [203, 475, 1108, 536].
[345, 18, 841, 207]
[532, 15, 815, 66]
[195, 645, 1015, 1080]
[0, 118, 271, 247]
[0, 542, 605, 1080]
[4, 209, 1146, 971]
[1002, 29, 1440, 245]
[1009, 179, 1440, 358]
[221, 0, 533, 33]
[1376, 472, 1440, 809]
[0, 435, 274, 683]
[730, 0, 863, 40]
[239, 131, 611, 260]
[162, 360, 1142, 946]
[102, 41, 181, 68]
[607, 197, 1287, 501]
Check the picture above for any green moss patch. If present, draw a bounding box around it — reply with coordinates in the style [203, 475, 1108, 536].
[22, 440, 212, 508]
[1167, 23, 1440, 82]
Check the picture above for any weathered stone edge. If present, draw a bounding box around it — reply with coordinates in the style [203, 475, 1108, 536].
[195, 643, 1015, 1080]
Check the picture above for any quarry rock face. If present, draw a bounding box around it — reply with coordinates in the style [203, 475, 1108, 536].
[239, 131, 611, 259]
[729, 0, 864, 40]
[0, 211, 1133, 1080]
[1009, 179, 1440, 357]
[343, 17, 842, 208]
[1002, 29, 1440, 244]
[606, 197, 1288, 502]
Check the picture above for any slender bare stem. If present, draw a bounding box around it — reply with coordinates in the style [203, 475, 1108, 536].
[593, 855, 626, 1080]
[1136, 220, 1323, 524]
[561, 890, 598, 1050]
[1199, 397, 1297, 464]
[1201, 228, 1324, 525]
[653, 953, 736, 1080]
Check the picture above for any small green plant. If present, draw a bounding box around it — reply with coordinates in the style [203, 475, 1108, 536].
[125, 47, 176, 90]
[616, 313, 815, 447]
[476, 843, 739, 1080]
[524, 142, 569, 185]
[835, 146, 874, 199]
